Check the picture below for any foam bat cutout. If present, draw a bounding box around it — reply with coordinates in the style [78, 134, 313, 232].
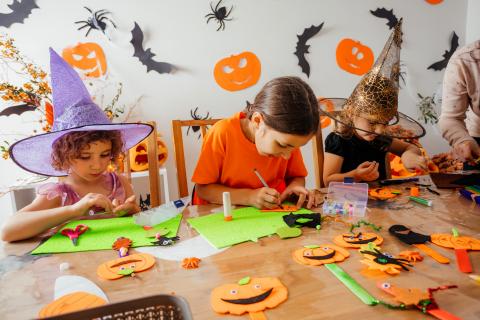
[370, 8, 399, 29]
[283, 213, 321, 228]
[294, 23, 324, 77]
[427, 31, 459, 71]
[0, 0, 38, 28]
[130, 22, 173, 74]
[0, 104, 36, 116]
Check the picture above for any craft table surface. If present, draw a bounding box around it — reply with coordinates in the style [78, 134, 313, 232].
[1, 189, 480, 320]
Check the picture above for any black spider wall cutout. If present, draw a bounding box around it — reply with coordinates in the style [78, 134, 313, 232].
[360, 248, 412, 271]
[187, 107, 211, 139]
[75, 7, 116, 37]
[205, 0, 233, 31]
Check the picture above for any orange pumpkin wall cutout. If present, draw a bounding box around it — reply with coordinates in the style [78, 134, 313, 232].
[129, 135, 168, 172]
[214, 51, 261, 91]
[62, 42, 107, 78]
[211, 276, 288, 318]
[317, 97, 334, 129]
[336, 39, 374, 76]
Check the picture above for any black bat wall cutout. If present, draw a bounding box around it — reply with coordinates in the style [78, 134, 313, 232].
[428, 31, 459, 71]
[130, 22, 173, 74]
[0, 0, 38, 28]
[370, 7, 399, 30]
[0, 104, 36, 116]
[294, 23, 324, 77]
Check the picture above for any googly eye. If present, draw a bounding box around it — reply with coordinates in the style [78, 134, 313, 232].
[323, 247, 330, 251]
[381, 282, 391, 289]
[130, 264, 136, 269]
[119, 266, 125, 270]
[254, 284, 261, 289]
[230, 290, 237, 294]
[358, 235, 363, 240]
[304, 251, 312, 256]
[384, 253, 393, 258]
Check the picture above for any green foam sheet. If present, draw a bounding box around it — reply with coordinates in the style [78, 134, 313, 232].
[31, 214, 182, 254]
[187, 206, 312, 248]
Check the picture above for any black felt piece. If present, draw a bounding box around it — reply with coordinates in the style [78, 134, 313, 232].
[389, 225, 431, 245]
[221, 288, 273, 305]
[283, 213, 321, 228]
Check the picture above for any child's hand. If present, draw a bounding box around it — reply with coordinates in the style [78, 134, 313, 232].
[112, 195, 140, 216]
[280, 185, 319, 209]
[71, 193, 114, 216]
[249, 187, 280, 209]
[354, 161, 380, 181]
[401, 151, 428, 172]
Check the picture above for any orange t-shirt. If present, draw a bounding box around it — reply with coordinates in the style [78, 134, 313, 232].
[191, 112, 308, 204]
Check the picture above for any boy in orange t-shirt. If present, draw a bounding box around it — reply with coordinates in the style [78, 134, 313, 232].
[192, 77, 321, 209]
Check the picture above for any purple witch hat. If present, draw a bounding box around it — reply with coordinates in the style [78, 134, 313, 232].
[9, 48, 153, 176]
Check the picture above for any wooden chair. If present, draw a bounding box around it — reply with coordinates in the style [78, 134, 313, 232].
[311, 123, 325, 189]
[171, 119, 222, 198]
[123, 121, 162, 208]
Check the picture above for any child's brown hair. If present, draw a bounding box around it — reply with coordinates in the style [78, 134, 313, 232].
[51, 130, 123, 171]
[244, 76, 319, 136]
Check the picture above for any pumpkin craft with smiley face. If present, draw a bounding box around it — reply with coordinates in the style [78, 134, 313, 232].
[129, 135, 168, 172]
[336, 39, 374, 75]
[213, 51, 261, 91]
[430, 234, 480, 250]
[369, 187, 401, 200]
[97, 253, 155, 280]
[211, 277, 287, 315]
[62, 42, 107, 78]
[334, 232, 383, 248]
[293, 244, 350, 266]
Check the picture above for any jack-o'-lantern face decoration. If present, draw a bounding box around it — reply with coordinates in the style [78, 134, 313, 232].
[214, 51, 261, 91]
[317, 98, 334, 129]
[129, 135, 168, 172]
[293, 244, 350, 266]
[334, 232, 383, 248]
[97, 253, 155, 280]
[430, 234, 480, 250]
[211, 277, 288, 315]
[336, 39, 374, 76]
[62, 42, 107, 78]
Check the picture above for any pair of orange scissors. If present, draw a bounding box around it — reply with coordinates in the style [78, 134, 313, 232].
[61, 224, 88, 246]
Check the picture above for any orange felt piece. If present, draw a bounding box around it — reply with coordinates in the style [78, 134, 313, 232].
[182, 257, 201, 269]
[334, 232, 383, 248]
[430, 234, 480, 250]
[292, 244, 349, 266]
[211, 277, 287, 315]
[398, 250, 423, 263]
[260, 205, 298, 212]
[62, 42, 107, 78]
[336, 39, 374, 75]
[379, 282, 429, 306]
[369, 187, 401, 200]
[97, 253, 156, 280]
[38, 292, 107, 318]
[410, 187, 420, 197]
[214, 51, 261, 91]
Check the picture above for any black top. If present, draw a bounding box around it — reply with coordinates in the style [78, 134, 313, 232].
[325, 132, 393, 180]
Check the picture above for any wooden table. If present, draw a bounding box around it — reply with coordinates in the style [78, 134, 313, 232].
[1, 188, 480, 319]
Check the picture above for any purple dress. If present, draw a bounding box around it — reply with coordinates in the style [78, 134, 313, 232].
[37, 172, 127, 214]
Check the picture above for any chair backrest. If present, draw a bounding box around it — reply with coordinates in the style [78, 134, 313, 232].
[123, 121, 162, 208]
[171, 119, 222, 198]
[311, 123, 325, 189]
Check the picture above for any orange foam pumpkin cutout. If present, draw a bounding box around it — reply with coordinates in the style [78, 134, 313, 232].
[293, 244, 350, 266]
[334, 232, 383, 248]
[129, 135, 168, 172]
[336, 39, 374, 76]
[97, 253, 155, 280]
[430, 234, 480, 250]
[62, 42, 107, 78]
[211, 277, 288, 316]
[214, 51, 261, 91]
[317, 97, 334, 129]
[369, 187, 401, 200]
[38, 291, 107, 318]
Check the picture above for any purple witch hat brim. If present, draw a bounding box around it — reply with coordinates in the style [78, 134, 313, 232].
[9, 123, 153, 177]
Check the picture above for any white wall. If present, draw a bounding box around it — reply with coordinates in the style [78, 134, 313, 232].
[466, 0, 480, 44]
[0, 0, 469, 217]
